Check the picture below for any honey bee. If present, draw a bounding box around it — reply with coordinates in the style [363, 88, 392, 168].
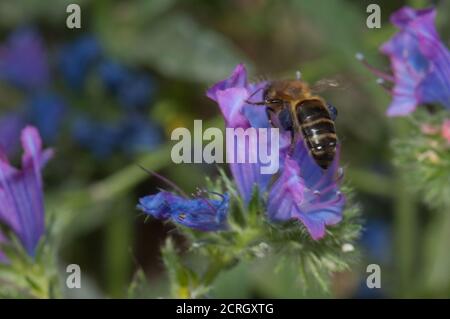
[247, 73, 339, 169]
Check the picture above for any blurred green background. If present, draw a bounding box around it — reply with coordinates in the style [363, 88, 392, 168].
[0, 0, 449, 298]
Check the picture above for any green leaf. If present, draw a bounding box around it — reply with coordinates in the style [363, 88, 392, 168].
[101, 12, 251, 83]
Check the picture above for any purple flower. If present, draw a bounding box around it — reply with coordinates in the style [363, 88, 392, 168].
[359, 7, 450, 116]
[207, 64, 345, 239]
[268, 150, 344, 240]
[207, 64, 273, 203]
[137, 191, 229, 231]
[0, 126, 53, 257]
[0, 28, 49, 91]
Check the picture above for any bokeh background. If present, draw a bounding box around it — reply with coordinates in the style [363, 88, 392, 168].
[0, 0, 449, 298]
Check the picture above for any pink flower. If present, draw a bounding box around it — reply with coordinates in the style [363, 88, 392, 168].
[441, 119, 450, 143]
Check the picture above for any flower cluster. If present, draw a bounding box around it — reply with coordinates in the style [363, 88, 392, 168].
[357, 7, 450, 116]
[60, 36, 163, 158]
[0, 29, 162, 159]
[0, 127, 52, 260]
[138, 64, 345, 240]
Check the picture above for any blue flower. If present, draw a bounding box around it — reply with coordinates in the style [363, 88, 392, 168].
[207, 64, 345, 240]
[0, 126, 53, 257]
[99, 60, 129, 93]
[117, 73, 155, 110]
[72, 114, 163, 158]
[59, 35, 101, 90]
[0, 28, 49, 91]
[72, 117, 123, 158]
[0, 113, 26, 156]
[137, 191, 230, 231]
[120, 115, 163, 155]
[25, 93, 67, 143]
[360, 219, 392, 264]
[99, 60, 156, 110]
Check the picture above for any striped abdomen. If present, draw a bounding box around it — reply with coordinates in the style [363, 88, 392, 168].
[296, 99, 337, 169]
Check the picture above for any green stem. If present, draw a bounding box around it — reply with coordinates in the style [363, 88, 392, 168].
[394, 121, 418, 297]
[104, 209, 132, 298]
[89, 145, 172, 203]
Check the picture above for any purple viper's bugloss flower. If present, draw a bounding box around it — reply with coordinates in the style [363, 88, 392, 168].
[207, 64, 273, 203]
[0, 126, 53, 257]
[360, 7, 450, 116]
[268, 147, 344, 240]
[0, 28, 49, 91]
[137, 191, 230, 231]
[208, 64, 345, 239]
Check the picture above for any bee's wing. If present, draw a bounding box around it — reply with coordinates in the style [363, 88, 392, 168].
[310, 76, 350, 93]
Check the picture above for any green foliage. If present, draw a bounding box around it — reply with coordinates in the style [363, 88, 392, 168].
[392, 109, 450, 210]
[0, 232, 60, 298]
[97, 3, 251, 83]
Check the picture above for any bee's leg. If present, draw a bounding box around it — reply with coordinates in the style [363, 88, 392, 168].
[245, 100, 266, 105]
[266, 107, 276, 127]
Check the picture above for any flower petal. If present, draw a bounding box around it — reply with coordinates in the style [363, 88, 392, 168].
[268, 147, 344, 240]
[137, 191, 230, 231]
[0, 28, 49, 91]
[0, 126, 52, 256]
[206, 63, 247, 102]
[381, 6, 450, 116]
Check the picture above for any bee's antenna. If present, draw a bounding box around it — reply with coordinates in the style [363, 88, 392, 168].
[137, 164, 188, 198]
[296, 70, 302, 80]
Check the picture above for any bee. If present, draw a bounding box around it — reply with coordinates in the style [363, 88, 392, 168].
[247, 73, 339, 169]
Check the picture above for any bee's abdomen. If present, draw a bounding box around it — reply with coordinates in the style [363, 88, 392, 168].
[296, 100, 337, 169]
